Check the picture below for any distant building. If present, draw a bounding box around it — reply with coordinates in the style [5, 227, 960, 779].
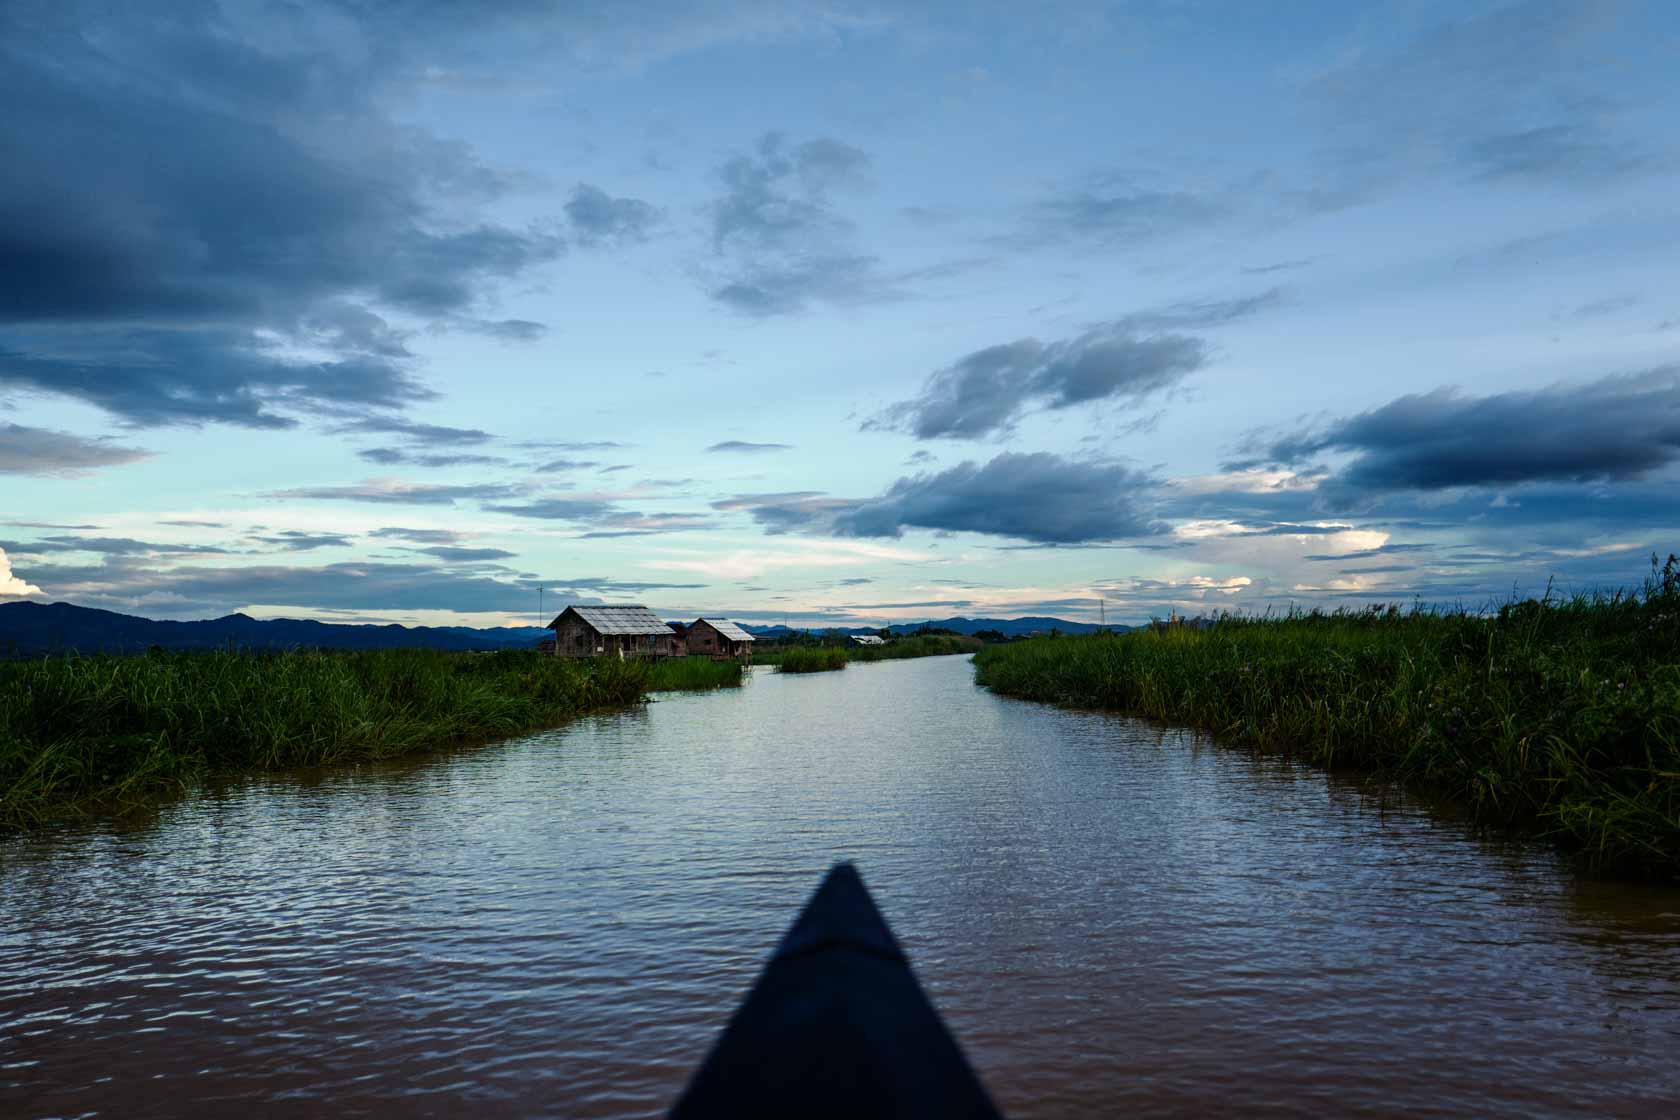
[546, 605, 672, 658]
[850, 634, 885, 646]
[687, 618, 756, 662]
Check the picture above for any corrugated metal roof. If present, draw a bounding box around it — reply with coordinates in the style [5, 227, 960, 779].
[698, 618, 755, 642]
[851, 634, 885, 645]
[550, 604, 671, 635]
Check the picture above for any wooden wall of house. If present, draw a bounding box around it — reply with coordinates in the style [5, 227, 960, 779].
[553, 615, 598, 656]
[689, 621, 722, 654]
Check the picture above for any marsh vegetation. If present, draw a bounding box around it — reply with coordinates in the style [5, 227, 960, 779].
[0, 649, 742, 829]
[974, 557, 1680, 878]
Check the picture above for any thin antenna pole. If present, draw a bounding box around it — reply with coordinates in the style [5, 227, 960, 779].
[1099, 596, 1105, 630]
[538, 586, 543, 628]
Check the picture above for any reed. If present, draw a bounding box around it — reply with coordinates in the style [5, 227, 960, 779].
[847, 634, 983, 662]
[0, 648, 732, 829]
[772, 646, 850, 673]
[645, 656, 746, 690]
[973, 556, 1680, 878]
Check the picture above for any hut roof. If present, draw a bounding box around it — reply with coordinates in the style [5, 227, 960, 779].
[697, 618, 755, 642]
[851, 634, 885, 645]
[549, 604, 670, 635]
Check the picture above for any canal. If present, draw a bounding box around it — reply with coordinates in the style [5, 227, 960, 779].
[3, 655, 1678, 1116]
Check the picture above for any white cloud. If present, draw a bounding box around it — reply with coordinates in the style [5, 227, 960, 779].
[0, 547, 44, 599]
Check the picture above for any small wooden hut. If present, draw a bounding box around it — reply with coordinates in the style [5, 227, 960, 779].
[687, 618, 755, 662]
[546, 604, 672, 658]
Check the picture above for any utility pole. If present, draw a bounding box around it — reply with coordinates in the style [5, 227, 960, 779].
[538, 586, 544, 628]
[1099, 596, 1106, 631]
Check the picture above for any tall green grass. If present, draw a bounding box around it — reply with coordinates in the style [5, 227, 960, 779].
[645, 656, 746, 690]
[772, 646, 850, 673]
[0, 649, 736, 829]
[973, 557, 1680, 878]
[757, 633, 981, 668]
[848, 634, 983, 662]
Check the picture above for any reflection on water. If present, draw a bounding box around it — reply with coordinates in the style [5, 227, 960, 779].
[3, 656, 1678, 1117]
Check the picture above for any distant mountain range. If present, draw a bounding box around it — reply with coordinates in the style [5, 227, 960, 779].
[0, 601, 1119, 656]
[0, 601, 551, 655]
[742, 616, 1120, 638]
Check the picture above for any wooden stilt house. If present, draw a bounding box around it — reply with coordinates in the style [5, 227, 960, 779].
[546, 604, 672, 658]
[687, 618, 756, 663]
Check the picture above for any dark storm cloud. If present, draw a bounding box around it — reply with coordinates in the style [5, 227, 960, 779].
[1232, 368, 1680, 502]
[264, 481, 525, 505]
[0, 4, 561, 429]
[705, 440, 792, 453]
[0, 423, 150, 475]
[707, 132, 888, 315]
[871, 325, 1206, 440]
[565, 184, 660, 246]
[834, 453, 1164, 544]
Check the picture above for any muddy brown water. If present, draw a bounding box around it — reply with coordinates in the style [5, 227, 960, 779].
[3, 655, 1678, 1117]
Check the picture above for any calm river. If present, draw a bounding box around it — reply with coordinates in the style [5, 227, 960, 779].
[3, 655, 1678, 1116]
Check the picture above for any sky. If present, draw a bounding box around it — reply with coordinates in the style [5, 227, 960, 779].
[2, 0, 1677, 629]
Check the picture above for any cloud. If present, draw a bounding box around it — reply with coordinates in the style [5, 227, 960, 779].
[564, 183, 660, 246]
[1232, 368, 1680, 503]
[0, 536, 230, 557]
[0, 547, 42, 599]
[462, 318, 548, 342]
[0, 423, 151, 475]
[357, 447, 508, 468]
[514, 440, 628, 451]
[871, 325, 1206, 439]
[835, 453, 1164, 543]
[713, 492, 862, 534]
[250, 531, 354, 552]
[483, 498, 618, 520]
[1309, 1, 1654, 189]
[369, 527, 464, 545]
[706, 132, 887, 315]
[264, 479, 525, 505]
[335, 419, 494, 445]
[1464, 124, 1648, 183]
[14, 557, 698, 618]
[1025, 174, 1224, 246]
[0, 6, 561, 429]
[414, 546, 518, 562]
[706, 440, 792, 453]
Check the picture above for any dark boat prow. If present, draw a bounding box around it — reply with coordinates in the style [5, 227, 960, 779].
[670, 862, 1003, 1119]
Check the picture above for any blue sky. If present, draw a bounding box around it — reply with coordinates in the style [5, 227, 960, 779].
[2, 0, 1677, 627]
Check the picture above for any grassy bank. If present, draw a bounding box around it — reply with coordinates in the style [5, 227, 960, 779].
[645, 656, 746, 690]
[0, 649, 740, 830]
[973, 558, 1680, 878]
[770, 646, 849, 673]
[758, 633, 983, 671]
[849, 634, 983, 662]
